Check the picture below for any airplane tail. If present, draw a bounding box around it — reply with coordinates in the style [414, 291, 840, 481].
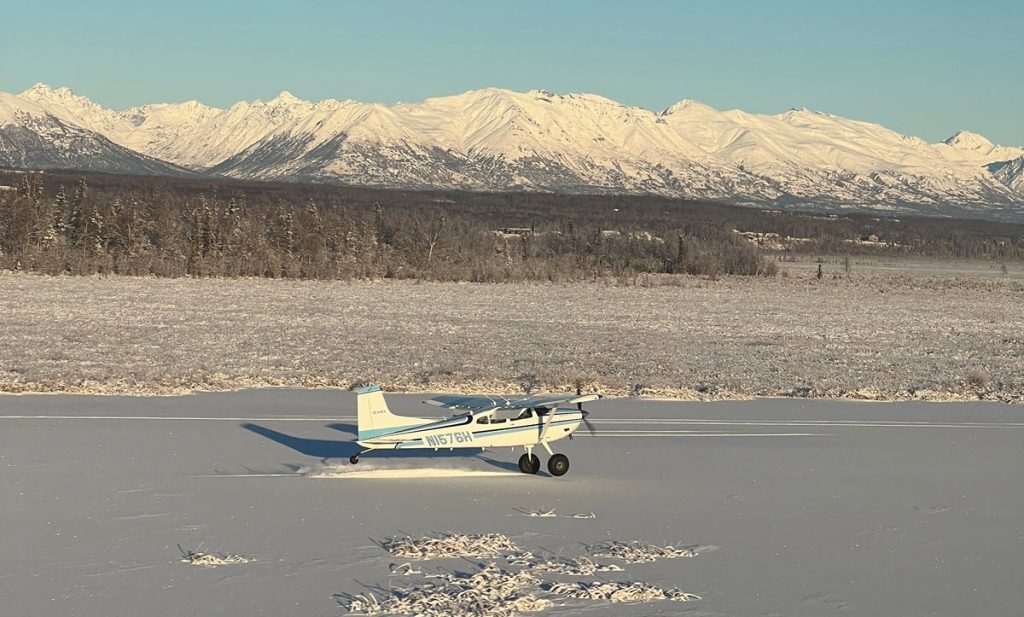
[354, 385, 427, 441]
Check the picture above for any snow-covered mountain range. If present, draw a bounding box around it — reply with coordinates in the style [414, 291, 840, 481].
[0, 92, 187, 176]
[3, 83, 1023, 219]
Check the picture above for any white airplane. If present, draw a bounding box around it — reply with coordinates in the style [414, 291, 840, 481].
[349, 385, 602, 476]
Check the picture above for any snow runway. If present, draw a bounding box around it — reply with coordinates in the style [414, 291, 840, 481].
[2, 390, 1023, 617]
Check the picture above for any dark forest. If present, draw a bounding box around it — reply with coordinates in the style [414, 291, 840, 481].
[1, 169, 1021, 282]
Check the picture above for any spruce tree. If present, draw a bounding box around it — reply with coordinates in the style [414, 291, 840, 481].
[68, 178, 88, 246]
[53, 185, 68, 234]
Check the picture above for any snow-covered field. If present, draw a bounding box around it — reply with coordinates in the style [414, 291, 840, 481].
[2, 390, 1022, 616]
[0, 266, 1021, 402]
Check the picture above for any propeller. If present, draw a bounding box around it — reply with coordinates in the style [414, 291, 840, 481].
[576, 385, 597, 436]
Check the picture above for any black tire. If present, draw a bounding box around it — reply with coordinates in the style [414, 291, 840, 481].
[349, 454, 360, 465]
[518, 453, 541, 474]
[547, 453, 569, 477]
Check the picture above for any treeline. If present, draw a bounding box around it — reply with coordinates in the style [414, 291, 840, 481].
[0, 169, 1021, 282]
[0, 172, 777, 280]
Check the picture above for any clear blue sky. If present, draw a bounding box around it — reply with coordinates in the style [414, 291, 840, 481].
[2, 0, 1021, 145]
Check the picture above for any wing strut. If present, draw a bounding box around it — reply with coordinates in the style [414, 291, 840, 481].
[538, 406, 555, 442]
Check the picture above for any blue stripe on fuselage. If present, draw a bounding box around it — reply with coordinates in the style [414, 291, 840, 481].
[464, 417, 581, 439]
[360, 412, 580, 446]
[358, 423, 430, 441]
[358, 415, 471, 441]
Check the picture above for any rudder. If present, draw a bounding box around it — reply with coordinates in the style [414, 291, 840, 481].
[355, 385, 427, 441]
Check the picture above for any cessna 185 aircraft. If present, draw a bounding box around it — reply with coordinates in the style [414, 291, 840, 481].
[350, 385, 601, 476]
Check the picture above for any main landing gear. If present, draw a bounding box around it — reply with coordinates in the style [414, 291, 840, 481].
[547, 453, 569, 476]
[518, 446, 570, 477]
[518, 452, 541, 474]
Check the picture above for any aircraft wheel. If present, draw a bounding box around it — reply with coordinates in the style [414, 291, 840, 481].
[349, 454, 359, 465]
[547, 453, 570, 477]
[518, 453, 540, 474]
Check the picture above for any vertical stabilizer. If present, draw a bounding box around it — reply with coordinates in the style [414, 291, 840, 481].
[355, 385, 429, 441]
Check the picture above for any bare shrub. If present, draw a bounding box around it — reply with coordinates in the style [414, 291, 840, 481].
[518, 373, 540, 395]
[178, 544, 252, 567]
[341, 563, 549, 616]
[587, 540, 714, 563]
[383, 533, 520, 560]
[545, 581, 701, 603]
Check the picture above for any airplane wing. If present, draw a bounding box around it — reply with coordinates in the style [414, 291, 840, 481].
[424, 392, 601, 412]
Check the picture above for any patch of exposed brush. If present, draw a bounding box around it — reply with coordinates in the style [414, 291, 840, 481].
[383, 533, 520, 560]
[587, 540, 717, 563]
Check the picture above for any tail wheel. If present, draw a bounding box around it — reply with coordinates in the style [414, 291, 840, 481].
[518, 453, 541, 474]
[547, 453, 569, 477]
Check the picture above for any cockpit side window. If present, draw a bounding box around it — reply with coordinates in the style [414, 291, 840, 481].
[514, 408, 534, 420]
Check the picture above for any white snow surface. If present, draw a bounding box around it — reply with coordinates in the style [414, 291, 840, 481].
[9, 83, 1024, 209]
[3, 391, 1024, 617]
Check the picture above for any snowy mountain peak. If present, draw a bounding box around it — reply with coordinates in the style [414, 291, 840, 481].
[250, 91, 304, 108]
[21, 83, 100, 110]
[662, 99, 718, 115]
[21, 82, 64, 97]
[269, 90, 302, 105]
[943, 130, 995, 152]
[178, 99, 212, 110]
[451, 87, 521, 103]
[781, 107, 820, 117]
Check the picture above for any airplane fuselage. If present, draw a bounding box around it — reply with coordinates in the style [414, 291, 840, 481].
[356, 408, 584, 451]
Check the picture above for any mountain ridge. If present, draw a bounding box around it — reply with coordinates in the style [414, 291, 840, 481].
[4, 83, 1024, 220]
[0, 92, 192, 176]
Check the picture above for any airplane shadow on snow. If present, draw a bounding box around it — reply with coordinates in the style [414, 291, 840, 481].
[240, 422, 521, 472]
